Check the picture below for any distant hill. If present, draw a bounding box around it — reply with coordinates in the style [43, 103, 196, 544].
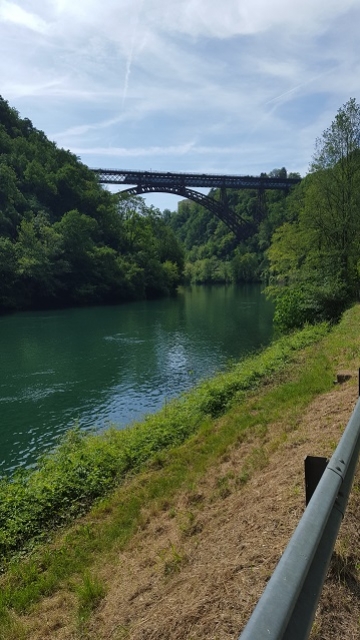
[0, 96, 184, 312]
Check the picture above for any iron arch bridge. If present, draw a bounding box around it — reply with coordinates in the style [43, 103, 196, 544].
[91, 169, 301, 240]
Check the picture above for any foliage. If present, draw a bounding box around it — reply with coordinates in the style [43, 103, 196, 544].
[75, 571, 106, 625]
[308, 98, 360, 290]
[0, 96, 184, 311]
[164, 168, 299, 285]
[267, 98, 360, 331]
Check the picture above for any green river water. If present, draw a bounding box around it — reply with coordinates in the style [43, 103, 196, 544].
[0, 285, 273, 474]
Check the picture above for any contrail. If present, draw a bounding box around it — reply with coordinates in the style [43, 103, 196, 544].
[122, 0, 145, 106]
[246, 63, 341, 138]
[265, 64, 340, 106]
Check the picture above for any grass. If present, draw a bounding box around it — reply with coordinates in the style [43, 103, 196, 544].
[1, 305, 360, 631]
[160, 543, 188, 577]
[75, 571, 107, 628]
[0, 610, 27, 640]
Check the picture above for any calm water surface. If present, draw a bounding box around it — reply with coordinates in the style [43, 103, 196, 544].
[0, 285, 273, 474]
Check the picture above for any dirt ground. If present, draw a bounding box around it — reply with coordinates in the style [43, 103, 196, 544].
[26, 377, 360, 640]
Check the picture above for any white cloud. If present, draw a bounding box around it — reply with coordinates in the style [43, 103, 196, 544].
[55, 0, 359, 40]
[73, 142, 197, 158]
[1, 0, 360, 199]
[0, 1, 48, 32]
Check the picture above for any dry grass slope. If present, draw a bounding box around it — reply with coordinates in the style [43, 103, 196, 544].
[21, 380, 359, 640]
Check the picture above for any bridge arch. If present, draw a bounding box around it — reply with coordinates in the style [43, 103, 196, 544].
[92, 168, 301, 240]
[120, 184, 253, 240]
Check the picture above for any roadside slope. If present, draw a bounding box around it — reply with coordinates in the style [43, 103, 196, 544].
[24, 374, 360, 640]
[6, 307, 360, 640]
[90, 382, 359, 640]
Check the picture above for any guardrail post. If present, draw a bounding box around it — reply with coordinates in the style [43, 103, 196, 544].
[304, 456, 328, 505]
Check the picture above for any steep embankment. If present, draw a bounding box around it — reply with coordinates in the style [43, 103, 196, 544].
[85, 381, 359, 640]
[2, 306, 360, 640]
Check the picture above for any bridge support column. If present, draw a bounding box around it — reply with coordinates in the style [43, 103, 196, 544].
[256, 188, 267, 223]
[220, 186, 228, 207]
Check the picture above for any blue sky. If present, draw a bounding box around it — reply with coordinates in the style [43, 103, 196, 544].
[1, 0, 360, 211]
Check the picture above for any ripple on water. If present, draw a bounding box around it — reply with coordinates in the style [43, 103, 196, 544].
[19, 384, 68, 402]
[10, 369, 55, 379]
[103, 333, 146, 344]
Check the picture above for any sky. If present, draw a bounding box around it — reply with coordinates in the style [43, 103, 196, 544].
[1, 0, 360, 212]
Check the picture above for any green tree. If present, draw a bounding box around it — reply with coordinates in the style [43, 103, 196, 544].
[0, 237, 17, 308]
[15, 214, 65, 307]
[231, 251, 259, 282]
[267, 98, 360, 331]
[307, 97, 360, 291]
[0, 97, 185, 311]
[0, 163, 25, 237]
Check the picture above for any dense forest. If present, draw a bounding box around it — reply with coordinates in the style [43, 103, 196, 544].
[164, 167, 300, 285]
[0, 96, 184, 313]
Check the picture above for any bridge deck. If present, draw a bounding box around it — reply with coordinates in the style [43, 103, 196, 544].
[92, 169, 301, 190]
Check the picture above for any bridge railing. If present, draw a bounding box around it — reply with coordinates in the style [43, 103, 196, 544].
[238, 379, 360, 640]
[91, 168, 301, 190]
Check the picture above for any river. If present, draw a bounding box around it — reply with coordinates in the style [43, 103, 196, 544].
[0, 285, 273, 474]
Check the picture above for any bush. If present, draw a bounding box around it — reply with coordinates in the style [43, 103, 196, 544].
[273, 277, 353, 333]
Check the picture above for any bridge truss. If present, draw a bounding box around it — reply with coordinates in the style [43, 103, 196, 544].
[92, 169, 301, 239]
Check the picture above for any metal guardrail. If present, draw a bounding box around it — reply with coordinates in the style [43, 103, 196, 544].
[238, 377, 360, 639]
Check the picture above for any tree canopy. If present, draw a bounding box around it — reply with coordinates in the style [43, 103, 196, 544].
[0, 96, 184, 312]
[266, 98, 360, 331]
[165, 167, 300, 285]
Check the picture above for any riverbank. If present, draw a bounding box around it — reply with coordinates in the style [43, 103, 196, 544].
[0, 284, 273, 475]
[1, 306, 360, 639]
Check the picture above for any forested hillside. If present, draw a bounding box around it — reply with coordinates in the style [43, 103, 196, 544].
[0, 97, 184, 313]
[164, 167, 300, 285]
[266, 98, 360, 331]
